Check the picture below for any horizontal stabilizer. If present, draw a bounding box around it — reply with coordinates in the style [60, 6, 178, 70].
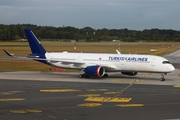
[3, 49, 15, 57]
[26, 54, 40, 58]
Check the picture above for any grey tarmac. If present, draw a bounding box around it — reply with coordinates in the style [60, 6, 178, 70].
[0, 70, 180, 120]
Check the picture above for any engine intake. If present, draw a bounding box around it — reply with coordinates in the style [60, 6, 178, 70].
[84, 66, 105, 77]
[121, 72, 138, 76]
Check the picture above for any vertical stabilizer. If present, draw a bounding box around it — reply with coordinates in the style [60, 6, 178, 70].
[24, 29, 46, 54]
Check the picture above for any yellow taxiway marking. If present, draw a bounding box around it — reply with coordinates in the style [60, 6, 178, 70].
[130, 80, 144, 82]
[26, 109, 42, 113]
[40, 89, 81, 93]
[77, 103, 102, 107]
[9, 109, 42, 114]
[116, 104, 144, 107]
[78, 94, 101, 97]
[97, 89, 108, 91]
[85, 97, 132, 102]
[143, 74, 151, 77]
[0, 91, 25, 95]
[111, 79, 126, 82]
[10, 110, 26, 114]
[112, 80, 137, 98]
[104, 92, 119, 94]
[0, 98, 25, 101]
[173, 85, 180, 88]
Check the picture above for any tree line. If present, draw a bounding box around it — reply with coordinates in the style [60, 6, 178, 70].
[0, 24, 180, 42]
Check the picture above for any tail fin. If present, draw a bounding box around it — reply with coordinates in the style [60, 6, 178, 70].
[24, 29, 46, 54]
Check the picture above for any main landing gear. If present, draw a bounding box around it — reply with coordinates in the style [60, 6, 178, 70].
[161, 73, 167, 81]
[78, 74, 90, 78]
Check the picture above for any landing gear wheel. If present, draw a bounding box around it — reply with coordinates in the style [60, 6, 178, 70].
[160, 73, 165, 81]
[161, 78, 165, 81]
[78, 74, 90, 78]
[78, 74, 82, 78]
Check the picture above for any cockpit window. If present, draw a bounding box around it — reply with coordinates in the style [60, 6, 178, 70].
[162, 61, 171, 64]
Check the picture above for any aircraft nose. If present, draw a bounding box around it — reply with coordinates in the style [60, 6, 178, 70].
[169, 65, 175, 72]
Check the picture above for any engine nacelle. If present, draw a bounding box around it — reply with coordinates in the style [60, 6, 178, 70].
[121, 72, 138, 76]
[84, 66, 105, 77]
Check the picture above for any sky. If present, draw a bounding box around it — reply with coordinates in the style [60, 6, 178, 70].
[0, 0, 180, 30]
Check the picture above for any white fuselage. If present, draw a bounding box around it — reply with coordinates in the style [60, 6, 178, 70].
[45, 52, 175, 73]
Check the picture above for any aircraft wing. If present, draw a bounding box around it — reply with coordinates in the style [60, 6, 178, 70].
[3, 49, 85, 65]
[3, 49, 116, 69]
[88, 63, 116, 69]
[3, 49, 40, 60]
[48, 58, 116, 69]
[3, 50, 83, 63]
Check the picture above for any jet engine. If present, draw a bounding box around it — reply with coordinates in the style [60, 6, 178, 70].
[84, 66, 105, 77]
[121, 72, 138, 76]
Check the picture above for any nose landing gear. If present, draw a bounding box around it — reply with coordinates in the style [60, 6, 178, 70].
[161, 73, 167, 81]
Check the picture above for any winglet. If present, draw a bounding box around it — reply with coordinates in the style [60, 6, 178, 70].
[116, 49, 121, 54]
[3, 49, 14, 57]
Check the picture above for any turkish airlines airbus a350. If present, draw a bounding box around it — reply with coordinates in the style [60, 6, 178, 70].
[3, 29, 175, 81]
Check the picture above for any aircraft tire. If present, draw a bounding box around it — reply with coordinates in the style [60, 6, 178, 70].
[78, 74, 82, 78]
[79, 74, 90, 78]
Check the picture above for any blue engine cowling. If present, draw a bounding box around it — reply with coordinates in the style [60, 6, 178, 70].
[84, 66, 105, 77]
[121, 72, 138, 76]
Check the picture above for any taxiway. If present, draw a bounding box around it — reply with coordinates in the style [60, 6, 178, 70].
[0, 70, 180, 120]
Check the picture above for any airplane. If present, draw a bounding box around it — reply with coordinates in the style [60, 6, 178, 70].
[3, 29, 175, 81]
